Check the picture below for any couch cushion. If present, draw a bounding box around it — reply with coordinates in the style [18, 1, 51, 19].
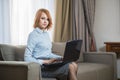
[0, 49, 4, 61]
[0, 41, 83, 61]
[0, 44, 16, 61]
[77, 63, 113, 80]
[52, 42, 66, 56]
[0, 44, 26, 61]
[14, 45, 26, 61]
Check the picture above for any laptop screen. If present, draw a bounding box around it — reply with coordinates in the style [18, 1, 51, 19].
[63, 40, 82, 62]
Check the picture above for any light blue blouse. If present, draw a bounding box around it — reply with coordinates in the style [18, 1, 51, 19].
[24, 27, 61, 65]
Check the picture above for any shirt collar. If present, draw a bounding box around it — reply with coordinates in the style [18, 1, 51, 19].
[35, 27, 47, 34]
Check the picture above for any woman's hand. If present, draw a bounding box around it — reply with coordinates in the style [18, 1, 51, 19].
[43, 58, 57, 64]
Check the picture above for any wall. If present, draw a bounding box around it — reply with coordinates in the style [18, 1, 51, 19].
[94, 0, 120, 51]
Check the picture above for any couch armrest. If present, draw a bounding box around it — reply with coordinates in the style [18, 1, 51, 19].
[83, 52, 117, 80]
[0, 61, 41, 80]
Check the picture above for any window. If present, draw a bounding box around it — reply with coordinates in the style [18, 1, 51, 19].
[10, 0, 56, 44]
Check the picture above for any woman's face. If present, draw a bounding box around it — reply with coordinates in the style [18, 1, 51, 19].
[39, 12, 49, 29]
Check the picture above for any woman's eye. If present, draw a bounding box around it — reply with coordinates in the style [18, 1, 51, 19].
[41, 17, 45, 19]
[41, 17, 49, 21]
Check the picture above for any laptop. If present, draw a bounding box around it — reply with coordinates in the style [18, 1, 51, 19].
[43, 40, 82, 67]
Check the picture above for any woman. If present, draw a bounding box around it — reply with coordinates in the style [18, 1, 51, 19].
[24, 8, 78, 80]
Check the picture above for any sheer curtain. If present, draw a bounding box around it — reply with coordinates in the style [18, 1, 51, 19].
[0, 0, 11, 44]
[10, 0, 56, 45]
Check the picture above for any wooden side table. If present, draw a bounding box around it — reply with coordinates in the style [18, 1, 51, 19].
[104, 42, 120, 58]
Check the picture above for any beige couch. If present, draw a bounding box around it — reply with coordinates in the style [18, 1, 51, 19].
[0, 43, 117, 80]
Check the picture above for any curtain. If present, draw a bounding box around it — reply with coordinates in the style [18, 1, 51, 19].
[54, 0, 72, 42]
[54, 0, 97, 51]
[10, 0, 33, 45]
[82, 0, 97, 51]
[0, 0, 11, 44]
[71, 0, 86, 51]
[71, 0, 97, 51]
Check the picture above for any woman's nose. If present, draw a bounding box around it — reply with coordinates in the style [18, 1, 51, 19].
[44, 19, 48, 23]
[44, 20, 47, 23]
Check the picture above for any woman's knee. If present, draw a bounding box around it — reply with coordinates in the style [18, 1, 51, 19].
[69, 62, 78, 71]
[69, 63, 74, 71]
[71, 62, 78, 69]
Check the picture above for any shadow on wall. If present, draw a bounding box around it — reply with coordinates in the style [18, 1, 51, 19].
[99, 46, 106, 52]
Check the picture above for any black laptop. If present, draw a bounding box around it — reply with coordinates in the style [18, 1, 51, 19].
[43, 40, 82, 67]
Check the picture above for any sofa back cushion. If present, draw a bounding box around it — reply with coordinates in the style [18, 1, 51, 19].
[52, 42, 66, 56]
[0, 49, 4, 61]
[14, 45, 26, 61]
[0, 44, 16, 61]
[0, 44, 26, 61]
[0, 41, 83, 62]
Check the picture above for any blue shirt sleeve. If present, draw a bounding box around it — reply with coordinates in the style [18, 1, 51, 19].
[24, 33, 44, 65]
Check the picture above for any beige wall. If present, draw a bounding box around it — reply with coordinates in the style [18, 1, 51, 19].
[94, 0, 120, 51]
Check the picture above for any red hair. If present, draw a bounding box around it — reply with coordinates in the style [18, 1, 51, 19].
[33, 9, 52, 29]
